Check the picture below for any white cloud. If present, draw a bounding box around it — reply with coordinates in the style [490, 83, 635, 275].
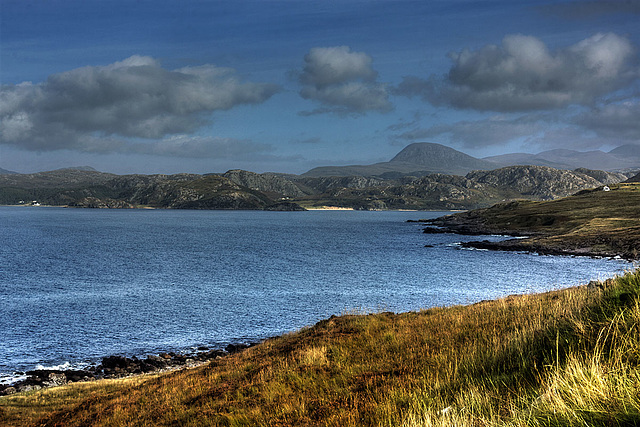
[297, 46, 392, 115]
[0, 55, 281, 151]
[395, 33, 638, 112]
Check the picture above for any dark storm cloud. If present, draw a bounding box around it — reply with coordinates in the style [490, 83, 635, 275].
[0, 56, 281, 151]
[574, 102, 640, 140]
[395, 33, 639, 112]
[297, 46, 392, 115]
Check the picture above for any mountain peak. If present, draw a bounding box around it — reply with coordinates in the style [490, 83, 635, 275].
[390, 142, 497, 172]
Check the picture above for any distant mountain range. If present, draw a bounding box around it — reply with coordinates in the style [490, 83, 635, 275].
[2, 142, 639, 210]
[3, 143, 640, 179]
[0, 164, 631, 211]
[303, 143, 498, 177]
[303, 142, 640, 177]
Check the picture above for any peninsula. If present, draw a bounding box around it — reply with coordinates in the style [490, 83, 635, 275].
[422, 182, 640, 260]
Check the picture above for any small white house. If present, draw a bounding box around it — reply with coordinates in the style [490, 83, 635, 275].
[603, 186, 611, 192]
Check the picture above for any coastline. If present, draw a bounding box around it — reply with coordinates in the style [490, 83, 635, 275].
[3, 269, 639, 427]
[419, 186, 640, 262]
[421, 221, 638, 261]
[0, 343, 256, 396]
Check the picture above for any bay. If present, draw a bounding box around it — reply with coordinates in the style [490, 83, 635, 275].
[0, 207, 630, 383]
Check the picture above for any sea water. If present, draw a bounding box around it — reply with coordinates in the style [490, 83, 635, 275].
[0, 207, 631, 383]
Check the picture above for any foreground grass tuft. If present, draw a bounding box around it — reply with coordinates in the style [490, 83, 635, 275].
[2, 270, 640, 426]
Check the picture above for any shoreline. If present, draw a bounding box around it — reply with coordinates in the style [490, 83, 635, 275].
[0, 342, 257, 396]
[1, 268, 631, 401]
[1, 255, 629, 397]
[418, 188, 640, 262]
[422, 220, 640, 261]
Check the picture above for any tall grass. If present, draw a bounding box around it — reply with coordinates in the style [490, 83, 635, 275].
[2, 270, 640, 426]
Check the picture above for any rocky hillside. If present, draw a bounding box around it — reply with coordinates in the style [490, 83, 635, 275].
[626, 171, 640, 183]
[0, 171, 305, 210]
[421, 182, 640, 259]
[289, 165, 627, 210]
[465, 166, 622, 200]
[220, 169, 307, 198]
[0, 164, 627, 211]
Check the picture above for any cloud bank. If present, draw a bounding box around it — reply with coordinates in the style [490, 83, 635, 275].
[395, 115, 548, 148]
[298, 46, 392, 115]
[0, 55, 280, 152]
[395, 33, 638, 112]
[575, 101, 640, 140]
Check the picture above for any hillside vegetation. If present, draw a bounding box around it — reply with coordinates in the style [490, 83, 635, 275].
[424, 182, 640, 259]
[291, 166, 624, 210]
[2, 269, 639, 426]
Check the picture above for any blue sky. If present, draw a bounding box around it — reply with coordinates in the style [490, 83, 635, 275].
[1, 0, 639, 174]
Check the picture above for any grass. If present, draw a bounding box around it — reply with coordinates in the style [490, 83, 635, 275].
[434, 183, 640, 258]
[2, 269, 640, 426]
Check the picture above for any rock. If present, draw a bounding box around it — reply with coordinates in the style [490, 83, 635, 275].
[264, 201, 306, 211]
[44, 372, 67, 387]
[1, 386, 16, 395]
[203, 349, 225, 360]
[222, 170, 307, 198]
[225, 343, 250, 354]
[101, 355, 131, 370]
[2, 342, 260, 394]
[65, 370, 94, 382]
[587, 280, 604, 290]
[16, 384, 42, 393]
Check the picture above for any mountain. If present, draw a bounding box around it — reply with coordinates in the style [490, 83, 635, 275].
[485, 146, 640, 171]
[0, 170, 305, 210]
[389, 142, 498, 172]
[292, 165, 626, 210]
[466, 166, 604, 200]
[304, 142, 640, 178]
[0, 169, 117, 188]
[626, 172, 640, 183]
[0, 168, 18, 174]
[220, 169, 307, 198]
[482, 152, 569, 169]
[55, 166, 99, 172]
[303, 143, 497, 177]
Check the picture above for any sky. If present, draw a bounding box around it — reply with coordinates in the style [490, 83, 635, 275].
[1, 0, 640, 175]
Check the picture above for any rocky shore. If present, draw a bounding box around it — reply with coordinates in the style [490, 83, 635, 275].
[0, 343, 255, 396]
[417, 186, 640, 261]
[420, 219, 637, 260]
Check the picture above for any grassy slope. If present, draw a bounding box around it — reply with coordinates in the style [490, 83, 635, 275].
[2, 269, 640, 426]
[431, 183, 640, 259]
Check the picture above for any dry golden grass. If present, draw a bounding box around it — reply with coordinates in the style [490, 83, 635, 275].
[2, 269, 640, 426]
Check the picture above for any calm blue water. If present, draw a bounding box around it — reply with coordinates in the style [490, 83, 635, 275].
[0, 207, 631, 383]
